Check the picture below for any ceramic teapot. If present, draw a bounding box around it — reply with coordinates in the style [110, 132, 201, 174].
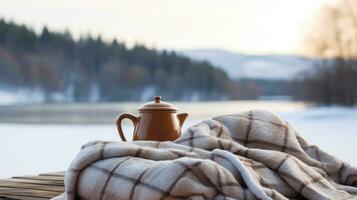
[116, 96, 188, 141]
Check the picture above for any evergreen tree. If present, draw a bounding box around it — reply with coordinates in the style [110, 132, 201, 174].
[0, 19, 239, 102]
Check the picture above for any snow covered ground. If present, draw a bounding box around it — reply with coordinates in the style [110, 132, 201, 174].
[0, 89, 45, 105]
[279, 107, 357, 166]
[0, 106, 356, 178]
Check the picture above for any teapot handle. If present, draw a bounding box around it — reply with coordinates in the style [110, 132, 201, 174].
[116, 113, 138, 141]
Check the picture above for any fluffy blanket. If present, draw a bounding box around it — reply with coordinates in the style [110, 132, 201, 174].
[53, 110, 357, 200]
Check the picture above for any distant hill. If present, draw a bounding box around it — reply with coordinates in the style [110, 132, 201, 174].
[181, 49, 318, 80]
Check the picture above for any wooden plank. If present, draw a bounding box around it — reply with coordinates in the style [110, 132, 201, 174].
[38, 172, 65, 177]
[0, 186, 62, 197]
[0, 194, 47, 200]
[0, 172, 65, 199]
[0, 181, 64, 192]
[11, 176, 64, 182]
[5, 179, 63, 187]
[0, 187, 61, 198]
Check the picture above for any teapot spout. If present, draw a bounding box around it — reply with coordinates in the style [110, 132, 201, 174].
[177, 113, 188, 127]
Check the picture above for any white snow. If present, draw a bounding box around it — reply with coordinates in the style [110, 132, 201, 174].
[0, 124, 119, 178]
[0, 90, 22, 105]
[0, 106, 356, 178]
[0, 89, 45, 105]
[280, 107, 357, 166]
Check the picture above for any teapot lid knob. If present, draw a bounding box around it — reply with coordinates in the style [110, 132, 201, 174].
[154, 96, 161, 103]
[138, 96, 177, 111]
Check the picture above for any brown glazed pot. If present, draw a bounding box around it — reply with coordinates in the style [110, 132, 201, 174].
[116, 96, 188, 141]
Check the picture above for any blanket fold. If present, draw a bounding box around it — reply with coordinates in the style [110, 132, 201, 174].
[54, 110, 357, 200]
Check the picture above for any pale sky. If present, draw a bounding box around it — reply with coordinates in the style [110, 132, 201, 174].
[0, 0, 335, 55]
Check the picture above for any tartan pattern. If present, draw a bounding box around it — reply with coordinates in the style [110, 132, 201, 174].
[54, 110, 357, 200]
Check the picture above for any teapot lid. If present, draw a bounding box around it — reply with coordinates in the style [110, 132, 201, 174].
[138, 96, 177, 112]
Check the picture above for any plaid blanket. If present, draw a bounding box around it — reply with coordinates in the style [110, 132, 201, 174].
[53, 110, 357, 200]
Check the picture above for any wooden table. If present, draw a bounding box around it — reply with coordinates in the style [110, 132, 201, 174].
[0, 172, 65, 200]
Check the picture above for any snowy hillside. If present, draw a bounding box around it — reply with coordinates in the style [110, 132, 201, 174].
[181, 49, 318, 80]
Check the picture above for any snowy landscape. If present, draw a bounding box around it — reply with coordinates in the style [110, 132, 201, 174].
[0, 103, 356, 178]
[0, 0, 356, 184]
[1, 1, 357, 199]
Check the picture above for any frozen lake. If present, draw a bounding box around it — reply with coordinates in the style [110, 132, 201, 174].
[0, 102, 356, 178]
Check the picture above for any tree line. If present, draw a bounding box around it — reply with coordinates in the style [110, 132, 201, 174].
[4, 13, 354, 105]
[0, 19, 240, 102]
[294, 0, 357, 106]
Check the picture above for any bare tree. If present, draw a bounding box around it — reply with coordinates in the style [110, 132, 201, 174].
[305, 0, 357, 58]
[300, 0, 357, 106]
